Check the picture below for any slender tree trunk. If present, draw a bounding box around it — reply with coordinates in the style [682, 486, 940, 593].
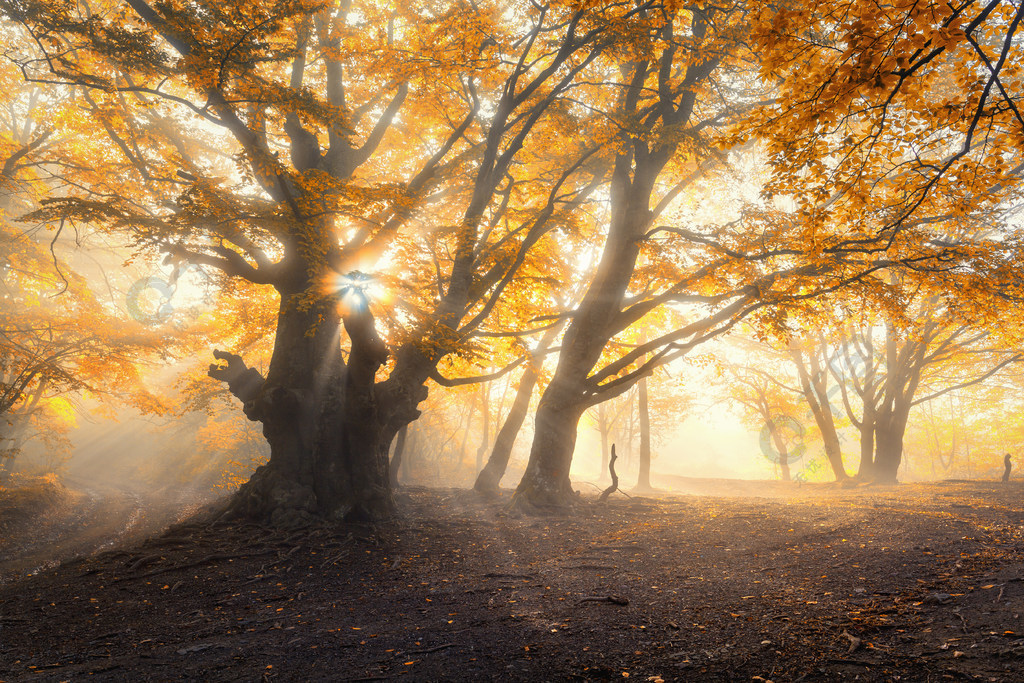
[635, 376, 652, 491]
[474, 364, 541, 494]
[790, 344, 848, 480]
[965, 438, 972, 479]
[0, 425, 14, 482]
[768, 419, 791, 482]
[0, 417, 25, 482]
[959, 400, 972, 479]
[626, 388, 637, 467]
[820, 427, 845, 480]
[598, 444, 620, 501]
[856, 407, 876, 479]
[455, 391, 477, 472]
[0, 380, 48, 482]
[475, 381, 491, 473]
[475, 322, 562, 494]
[389, 424, 408, 489]
[598, 403, 610, 483]
[402, 424, 419, 482]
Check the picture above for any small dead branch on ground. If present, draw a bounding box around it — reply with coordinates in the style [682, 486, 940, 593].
[598, 445, 631, 502]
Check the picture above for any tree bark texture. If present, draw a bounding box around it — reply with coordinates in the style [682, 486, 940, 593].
[211, 279, 428, 525]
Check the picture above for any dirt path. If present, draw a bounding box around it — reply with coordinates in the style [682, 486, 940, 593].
[0, 476, 211, 584]
[1, 480, 1023, 681]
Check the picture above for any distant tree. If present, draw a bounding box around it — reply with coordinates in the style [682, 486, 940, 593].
[746, 0, 1024, 484]
[725, 360, 808, 482]
[787, 334, 850, 481]
[829, 290, 1021, 483]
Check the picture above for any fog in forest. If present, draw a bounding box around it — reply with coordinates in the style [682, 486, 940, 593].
[4, 195, 1023, 583]
[6, 1, 1024, 678]
[5, 327, 1019, 580]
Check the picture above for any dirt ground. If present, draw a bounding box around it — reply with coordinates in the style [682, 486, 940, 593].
[2, 478, 1024, 681]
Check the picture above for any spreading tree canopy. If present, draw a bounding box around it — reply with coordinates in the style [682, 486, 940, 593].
[2, 0, 1024, 518]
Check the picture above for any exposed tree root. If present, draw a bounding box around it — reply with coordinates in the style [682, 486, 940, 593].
[113, 550, 277, 583]
[577, 595, 629, 605]
[507, 490, 578, 516]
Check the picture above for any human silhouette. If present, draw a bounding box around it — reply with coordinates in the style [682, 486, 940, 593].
[1003, 453, 1012, 483]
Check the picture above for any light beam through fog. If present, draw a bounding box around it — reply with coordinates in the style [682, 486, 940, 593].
[2, 1, 1024, 677]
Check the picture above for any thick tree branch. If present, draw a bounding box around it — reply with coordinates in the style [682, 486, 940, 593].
[1, 129, 51, 180]
[208, 349, 265, 421]
[428, 356, 526, 387]
[164, 244, 280, 286]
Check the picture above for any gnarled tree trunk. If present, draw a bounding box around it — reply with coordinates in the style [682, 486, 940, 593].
[211, 279, 420, 525]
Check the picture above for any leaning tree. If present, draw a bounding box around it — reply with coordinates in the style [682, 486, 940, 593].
[509, 0, 1024, 509]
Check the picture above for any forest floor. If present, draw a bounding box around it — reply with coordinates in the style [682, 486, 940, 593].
[2, 478, 1024, 681]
